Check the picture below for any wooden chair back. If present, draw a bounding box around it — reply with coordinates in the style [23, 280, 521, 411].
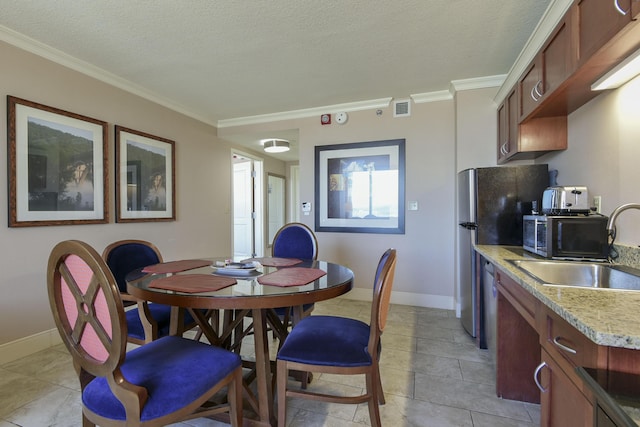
[47, 240, 130, 387]
[369, 248, 397, 358]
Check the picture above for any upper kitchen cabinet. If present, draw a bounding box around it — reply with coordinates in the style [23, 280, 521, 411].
[519, 15, 575, 120]
[496, 0, 640, 163]
[497, 86, 567, 164]
[575, 0, 634, 66]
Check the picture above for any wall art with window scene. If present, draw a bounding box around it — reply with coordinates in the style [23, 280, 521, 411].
[315, 139, 405, 234]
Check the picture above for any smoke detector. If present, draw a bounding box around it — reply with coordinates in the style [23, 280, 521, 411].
[393, 99, 411, 117]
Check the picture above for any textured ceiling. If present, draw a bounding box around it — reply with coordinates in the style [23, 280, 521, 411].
[0, 1, 551, 159]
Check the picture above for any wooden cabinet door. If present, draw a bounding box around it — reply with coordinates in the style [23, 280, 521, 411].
[506, 89, 518, 157]
[541, 15, 574, 99]
[633, 0, 640, 19]
[497, 100, 508, 162]
[540, 348, 594, 427]
[520, 15, 574, 121]
[519, 58, 542, 119]
[497, 88, 519, 163]
[575, 0, 632, 66]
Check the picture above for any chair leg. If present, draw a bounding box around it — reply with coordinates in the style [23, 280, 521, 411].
[366, 371, 382, 427]
[376, 364, 385, 404]
[228, 367, 243, 427]
[277, 359, 288, 427]
[82, 413, 96, 427]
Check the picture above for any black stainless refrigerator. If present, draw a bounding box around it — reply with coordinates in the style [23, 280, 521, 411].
[458, 164, 548, 339]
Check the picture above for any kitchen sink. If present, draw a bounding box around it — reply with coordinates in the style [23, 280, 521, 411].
[508, 259, 640, 290]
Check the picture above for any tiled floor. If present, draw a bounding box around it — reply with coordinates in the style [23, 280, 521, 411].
[0, 299, 540, 426]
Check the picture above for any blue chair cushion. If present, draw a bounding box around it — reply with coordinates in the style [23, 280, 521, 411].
[277, 315, 372, 367]
[125, 304, 196, 341]
[273, 227, 315, 260]
[82, 336, 241, 421]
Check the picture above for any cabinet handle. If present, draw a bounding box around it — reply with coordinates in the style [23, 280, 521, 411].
[534, 361, 548, 393]
[530, 85, 539, 101]
[614, 0, 628, 15]
[553, 336, 577, 354]
[533, 81, 544, 98]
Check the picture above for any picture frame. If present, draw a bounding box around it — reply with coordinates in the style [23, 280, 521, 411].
[115, 125, 175, 222]
[7, 96, 108, 227]
[315, 139, 405, 234]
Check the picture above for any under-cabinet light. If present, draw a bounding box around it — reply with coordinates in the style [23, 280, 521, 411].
[592, 47, 640, 91]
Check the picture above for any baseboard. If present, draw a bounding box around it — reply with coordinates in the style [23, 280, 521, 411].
[342, 288, 455, 310]
[0, 328, 62, 365]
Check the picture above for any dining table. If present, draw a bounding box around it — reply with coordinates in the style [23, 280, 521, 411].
[126, 256, 354, 427]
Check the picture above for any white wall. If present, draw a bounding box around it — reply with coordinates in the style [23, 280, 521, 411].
[539, 74, 640, 246]
[455, 87, 501, 171]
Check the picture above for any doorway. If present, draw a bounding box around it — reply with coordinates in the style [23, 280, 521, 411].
[232, 152, 264, 259]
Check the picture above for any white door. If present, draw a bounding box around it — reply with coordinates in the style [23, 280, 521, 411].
[232, 153, 264, 259]
[233, 159, 253, 259]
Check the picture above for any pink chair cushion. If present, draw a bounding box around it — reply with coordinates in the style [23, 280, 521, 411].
[61, 255, 111, 362]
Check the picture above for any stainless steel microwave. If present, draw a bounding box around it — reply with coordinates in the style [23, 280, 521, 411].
[523, 214, 609, 260]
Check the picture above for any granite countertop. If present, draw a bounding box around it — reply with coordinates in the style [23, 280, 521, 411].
[475, 245, 640, 350]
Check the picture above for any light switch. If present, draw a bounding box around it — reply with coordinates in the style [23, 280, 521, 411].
[302, 202, 312, 216]
[408, 201, 418, 211]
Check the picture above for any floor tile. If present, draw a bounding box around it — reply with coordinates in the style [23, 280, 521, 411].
[354, 393, 474, 427]
[4, 386, 81, 427]
[415, 373, 534, 422]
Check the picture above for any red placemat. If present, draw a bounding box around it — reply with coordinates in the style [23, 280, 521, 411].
[149, 274, 236, 293]
[257, 267, 326, 287]
[243, 257, 302, 267]
[142, 259, 211, 274]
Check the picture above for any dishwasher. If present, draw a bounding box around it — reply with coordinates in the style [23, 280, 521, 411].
[482, 259, 497, 368]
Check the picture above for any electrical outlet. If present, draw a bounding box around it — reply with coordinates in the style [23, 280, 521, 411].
[593, 196, 602, 214]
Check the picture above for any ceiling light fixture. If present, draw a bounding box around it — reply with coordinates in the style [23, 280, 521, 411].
[262, 139, 290, 153]
[592, 47, 640, 91]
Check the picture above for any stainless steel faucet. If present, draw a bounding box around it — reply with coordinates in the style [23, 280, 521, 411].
[606, 203, 640, 235]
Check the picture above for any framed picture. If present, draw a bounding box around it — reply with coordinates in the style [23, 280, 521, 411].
[315, 139, 405, 234]
[115, 126, 175, 222]
[7, 96, 108, 227]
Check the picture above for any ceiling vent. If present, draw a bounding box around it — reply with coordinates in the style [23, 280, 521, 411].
[393, 99, 411, 117]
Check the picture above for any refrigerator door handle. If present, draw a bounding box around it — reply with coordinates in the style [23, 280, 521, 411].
[459, 222, 478, 229]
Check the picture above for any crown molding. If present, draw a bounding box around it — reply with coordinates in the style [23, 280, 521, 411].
[451, 75, 506, 92]
[0, 25, 217, 126]
[217, 98, 392, 128]
[494, 0, 573, 103]
[410, 90, 453, 104]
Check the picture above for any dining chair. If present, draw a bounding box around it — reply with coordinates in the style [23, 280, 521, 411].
[271, 222, 319, 326]
[47, 240, 243, 427]
[231, 223, 319, 387]
[272, 222, 318, 261]
[102, 239, 198, 344]
[235, 222, 319, 346]
[276, 248, 397, 427]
